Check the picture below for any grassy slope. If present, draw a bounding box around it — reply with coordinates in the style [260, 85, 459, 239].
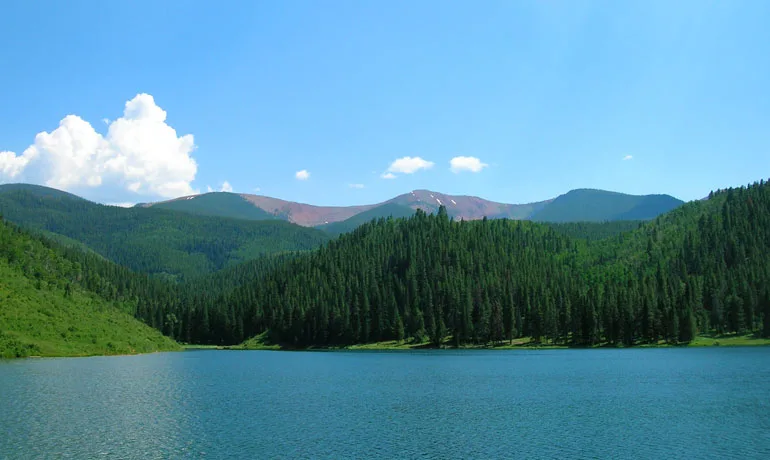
[150, 192, 281, 221]
[0, 262, 179, 358]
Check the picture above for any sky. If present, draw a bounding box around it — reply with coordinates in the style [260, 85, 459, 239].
[1, 0, 768, 206]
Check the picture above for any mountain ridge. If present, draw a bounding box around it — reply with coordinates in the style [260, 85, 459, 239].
[141, 187, 683, 227]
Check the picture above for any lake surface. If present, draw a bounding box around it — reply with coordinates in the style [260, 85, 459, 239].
[1, 348, 769, 459]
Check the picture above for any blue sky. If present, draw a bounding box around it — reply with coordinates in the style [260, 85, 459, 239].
[1, 0, 768, 205]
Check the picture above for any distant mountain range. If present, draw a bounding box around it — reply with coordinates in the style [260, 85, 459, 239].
[141, 187, 684, 231]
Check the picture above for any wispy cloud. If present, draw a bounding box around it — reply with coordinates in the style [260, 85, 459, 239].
[348, 183, 365, 189]
[449, 156, 488, 173]
[623, 155, 633, 161]
[295, 169, 310, 180]
[381, 172, 397, 179]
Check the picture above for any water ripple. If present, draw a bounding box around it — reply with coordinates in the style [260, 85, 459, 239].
[1, 348, 769, 459]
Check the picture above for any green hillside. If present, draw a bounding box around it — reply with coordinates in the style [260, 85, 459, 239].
[0, 183, 86, 201]
[189, 180, 767, 348]
[317, 203, 415, 236]
[0, 218, 179, 358]
[531, 189, 683, 222]
[0, 186, 330, 280]
[149, 192, 281, 221]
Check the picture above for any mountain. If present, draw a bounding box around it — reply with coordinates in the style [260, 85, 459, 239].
[530, 189, 684, 223]
[386, 189, 552, 220]
[0, 185, 330, 279]
[144, 192, 281, 221]
[140, 188, 682, 232]
[0, 183, 86, 201]
[0, 218, 179, 358]
[240, 194, 376, 226]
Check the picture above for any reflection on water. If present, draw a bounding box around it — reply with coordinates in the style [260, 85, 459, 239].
[1, 348, 770, 459]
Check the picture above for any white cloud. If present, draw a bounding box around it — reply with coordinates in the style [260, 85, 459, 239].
[381, 172, 397, 179]
[253, 187, 261, 193]
[0, 93, 198, 200]
[295, 169, 310, 180]
[0, 150, 36, 179]
[450, 156, 488, 173]
[206, 181, 233, 193]
[348, 183, 365, 189]
[387, 156, 434, 174]
[623, 155, 633, 161]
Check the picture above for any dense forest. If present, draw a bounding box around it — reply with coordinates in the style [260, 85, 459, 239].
[1, 180, 769, 351]
[204, 180, 769, 347]
[0, 185, 329, 280]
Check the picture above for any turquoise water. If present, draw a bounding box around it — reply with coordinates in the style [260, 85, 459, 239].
[1, 348, 769, 459]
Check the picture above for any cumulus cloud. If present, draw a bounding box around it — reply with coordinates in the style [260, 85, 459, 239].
[381, 172, 397, 179]
[348, 183, 365, 189]
[0, 93, 198, 199]
[0, 150, 35, 178]
[450, 156, 488, 173]
[295, 169, 310, 180]
[623, 155, 633, 161]
[386, 156, 434, 174]
[253, 187, 261, 193]
[206, 181, 233, 193]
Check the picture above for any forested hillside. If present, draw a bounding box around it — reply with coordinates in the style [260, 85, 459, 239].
[0, 186, 329, 279]
[545, 220, 644, 241]
[0, 218, 179, 358]
[116, 179, 767, 347]
[146, 192, 281, 221]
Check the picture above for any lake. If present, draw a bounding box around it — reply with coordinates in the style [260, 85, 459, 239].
[1, 348, 769, 459]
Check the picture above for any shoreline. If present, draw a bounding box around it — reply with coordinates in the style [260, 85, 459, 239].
[6, 334, 768, 359]
[223, 333, 770, 352]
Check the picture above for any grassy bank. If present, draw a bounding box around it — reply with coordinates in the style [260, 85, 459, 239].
[230, 332, 770, 352]
[687, 333, 770, 347]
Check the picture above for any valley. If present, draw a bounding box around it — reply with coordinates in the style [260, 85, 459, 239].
[1, 179, 768, 357]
